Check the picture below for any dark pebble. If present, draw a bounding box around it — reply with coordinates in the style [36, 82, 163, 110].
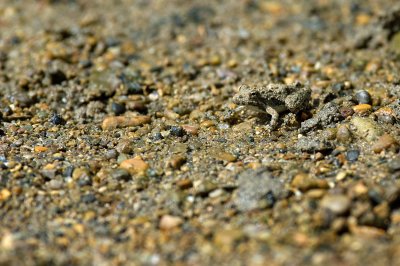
[81, 193, 96, 203]
[111, 102, 126, 115]
[111, 169, 131, 181]
[346, 150, 360, 162]
[50, 113, 66, 125]
[127, 82, 143, 94]
[0, 129, 5, 136]
[355, 90, 372, 104]
[169, 126, 185, 137]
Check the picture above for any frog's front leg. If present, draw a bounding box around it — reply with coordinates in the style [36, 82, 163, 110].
[265, 106, 279, 129]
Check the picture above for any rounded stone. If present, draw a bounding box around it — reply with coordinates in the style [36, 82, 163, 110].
[355, 90, 372, 104]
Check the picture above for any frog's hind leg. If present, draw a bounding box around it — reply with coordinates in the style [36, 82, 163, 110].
[265, 106, 279, 129]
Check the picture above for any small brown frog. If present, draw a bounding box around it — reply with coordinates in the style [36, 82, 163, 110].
[232, 82, 311, 128]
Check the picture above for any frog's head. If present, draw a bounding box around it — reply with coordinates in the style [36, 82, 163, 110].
[233, 85, 261, 106]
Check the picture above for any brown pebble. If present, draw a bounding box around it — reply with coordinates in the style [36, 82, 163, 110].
[353, 104, 372, 115]
[339, 106, 354, 118]
[182, 125, 199, 135]
[120, 157, 149, 175]
[176, 178, 193, 189]
[371, 134, 398, 153]
[102, 115, 151, 130]
[159, 215, 183, 230]
[168, 155, 186, 169]
[291, 173, 329, 192]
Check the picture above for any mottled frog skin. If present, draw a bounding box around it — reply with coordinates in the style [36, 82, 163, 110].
[233, 82, 311, 128]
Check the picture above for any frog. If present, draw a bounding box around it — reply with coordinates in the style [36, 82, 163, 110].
[232, 82, 311, 129]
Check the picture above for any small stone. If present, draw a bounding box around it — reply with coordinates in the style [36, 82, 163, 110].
[168, 155, 186, 169]
[111, 102, 126, 115]
[336, 124, 352, 143]
[102, 115, 151, 130]
[291, 173, 329, 191]
[116, 139, 132, 154]
[159, 215, 183, 230]
[110, 168, 131, 181]
[176, 178, 193, 189]
[50, 113, 66, 125]
[126, 82, 143, 94]
[81, 193, 96, 203]
[351, 117, 383, 142]
[371, 134, 398, 153]
[0, 189, 11, 202]
[169, 126, 185, 137]
[339, 106, 354, 118]
[346, 150, 360, 162]
[182, 125, 199, 135]
[353, 104, 372, 115]
[320, 194, 351, 215]
[355, 90, 372, 104]
[120, 157, 149, 175]
[34, 146, 48, 153]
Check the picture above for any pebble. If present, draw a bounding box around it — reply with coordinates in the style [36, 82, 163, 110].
[346, 150, 360, 162]
[339, 106, 355, 118]
[320, 194, 351, 215]
[336, 124, 352, 143]
[291, 173, 329, 192]
[50, 113, 66, 125]
[371, 134, 398, 153]
[169, 126, 185, 137]
[0, 189, 11, 202]
[120, 157, 149, 175]
[111, 102, 126, 115]
[182, 125, 199, 135]
[34, 146, 48, 153]
[355, 90, 372, 104]
[116, 139, 132, 154]
[168, 155, 186, 169]
[102, 115, 151, 130]
[352, 104, 372, 115]
[351, 117, 383, 141]
[110, 168, 131, 181]
[159, 215, 183, 230]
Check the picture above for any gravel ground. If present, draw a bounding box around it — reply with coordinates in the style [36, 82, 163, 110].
[1, 0, 400, 265]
